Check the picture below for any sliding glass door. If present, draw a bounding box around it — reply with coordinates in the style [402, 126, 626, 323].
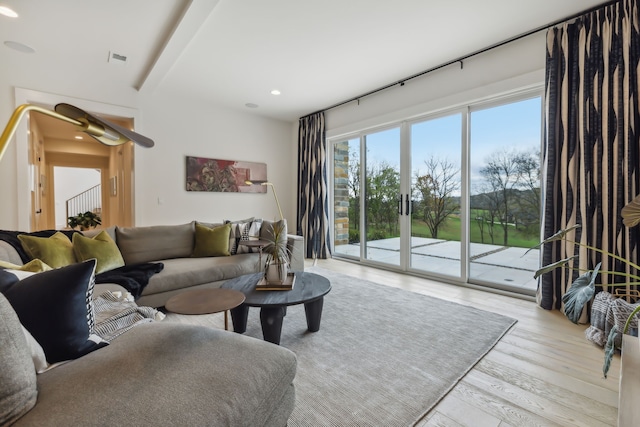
[409, 113, 462, 278]
[332, 128, 402, 268]
[332, 93, 542, 294]
[468, 98, 541, 291]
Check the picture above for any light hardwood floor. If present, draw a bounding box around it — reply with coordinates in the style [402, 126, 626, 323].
[310, 258, 619, 427]
[165, 258, 620, 426]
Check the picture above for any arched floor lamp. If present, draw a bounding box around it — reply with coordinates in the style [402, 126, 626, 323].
[0, 103, 154, 162]
[245, 180, 283, 221]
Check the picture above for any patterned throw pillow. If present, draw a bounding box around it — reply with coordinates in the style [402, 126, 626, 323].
[225, 218, 255, 255]
[1, 259, 108, 364]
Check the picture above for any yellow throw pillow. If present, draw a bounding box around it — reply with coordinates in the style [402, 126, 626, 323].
[18, 232, 76, 269]
[192, 223, 231, 257]
[0, 259, 52, 273]
[72, 230, 125, 274]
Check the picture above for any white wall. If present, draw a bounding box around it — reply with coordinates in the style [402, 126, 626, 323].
[325, 32, 547, 136]
[135, 91, 296, 226]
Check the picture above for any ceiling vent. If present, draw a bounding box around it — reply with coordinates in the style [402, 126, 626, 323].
[108, 51, 127, 66]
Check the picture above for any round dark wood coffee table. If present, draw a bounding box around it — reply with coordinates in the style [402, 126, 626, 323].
[221, 272, 331, 345]
[165, 288, 245, 330]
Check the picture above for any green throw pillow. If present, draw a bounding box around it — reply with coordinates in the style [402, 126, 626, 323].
[18, 232, 76, 269]
[72, 231, 125, 274]
[0, 259, 52, 273]
[192, 223, 231, 257]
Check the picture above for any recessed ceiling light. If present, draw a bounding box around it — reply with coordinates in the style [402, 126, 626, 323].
[270, 90, 281, 96]
[0, 6, 18, 18]
[75, 135, 83, 140]
[245, 103, 259, 108]
[4, 41, 35, 53]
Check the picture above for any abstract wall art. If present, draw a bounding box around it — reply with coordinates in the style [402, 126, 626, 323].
[186, 156, 267, 193]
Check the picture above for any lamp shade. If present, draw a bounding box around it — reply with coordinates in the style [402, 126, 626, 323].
[54, 103, 154, 147]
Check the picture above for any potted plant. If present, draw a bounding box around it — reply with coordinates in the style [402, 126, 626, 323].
[533, 195, 640, 376]
[67, 211, 102, 231]
[262, 220, 291, 284]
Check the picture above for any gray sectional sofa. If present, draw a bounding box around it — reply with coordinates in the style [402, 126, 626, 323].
[0, 220, 303, 426]
[100, 220, 304, 307]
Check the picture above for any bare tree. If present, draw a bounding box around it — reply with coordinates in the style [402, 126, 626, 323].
[414, 156, 460, 239]
[514, 149, 541, 235]
[479, 148, 540, 245]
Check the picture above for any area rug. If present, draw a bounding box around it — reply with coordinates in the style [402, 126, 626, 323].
[169, 267, 517, 426]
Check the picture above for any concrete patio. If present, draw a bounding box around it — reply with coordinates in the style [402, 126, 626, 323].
[334, 237, 539, 293]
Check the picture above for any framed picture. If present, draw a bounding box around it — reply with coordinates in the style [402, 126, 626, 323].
[186, 156, 267, 193]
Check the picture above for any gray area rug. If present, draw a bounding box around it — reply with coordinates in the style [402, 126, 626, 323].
[239, 266, 517, 426]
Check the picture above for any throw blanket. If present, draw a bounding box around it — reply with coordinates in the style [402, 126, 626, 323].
[0, 229, 163, 299]
[93, 290, 165, 342]
[95, 262, 164, 299]
[585, 291, 640, 349]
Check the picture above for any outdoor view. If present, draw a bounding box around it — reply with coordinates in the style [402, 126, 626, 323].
[333, 96, 542, 293]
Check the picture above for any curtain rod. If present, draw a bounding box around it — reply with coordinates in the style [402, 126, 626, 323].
[304, 0, 620, 118]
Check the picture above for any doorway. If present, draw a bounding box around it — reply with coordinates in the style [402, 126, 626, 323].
[53, 167, 102, 230]
[14, 88, 139, 231]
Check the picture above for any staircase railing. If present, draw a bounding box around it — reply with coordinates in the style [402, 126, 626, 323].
[66, 184, 101, 221]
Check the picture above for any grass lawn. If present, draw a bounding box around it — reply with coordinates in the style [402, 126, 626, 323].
[410, 216, 539, 248]
[362, 217, 539, 249]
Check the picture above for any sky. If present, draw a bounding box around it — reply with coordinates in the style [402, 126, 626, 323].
[345, 96, 542, 195]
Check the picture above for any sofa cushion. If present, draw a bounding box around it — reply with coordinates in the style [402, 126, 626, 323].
[72, 230, 125, 274]
[116, 223, 195, 264]
[2, 260, 108, 364]
[140, 254, 260, 296]
[192, 223, 231, 257]
[13, 323, 296, 427]
[0, 293, 37, 426]
[17, 232, 76, 268]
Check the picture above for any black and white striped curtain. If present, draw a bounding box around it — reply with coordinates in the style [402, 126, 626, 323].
[539, 0, 640, 310]
[297, 112, 331, 259]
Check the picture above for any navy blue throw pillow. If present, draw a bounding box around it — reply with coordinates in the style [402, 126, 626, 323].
[0, 269, 20, 293]
[2, 259, 108, 363]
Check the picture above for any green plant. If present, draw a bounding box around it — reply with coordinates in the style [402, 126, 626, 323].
[67, 211, 101, 231]
[262, 221, 291, 282]
[532, 195, 640, 377]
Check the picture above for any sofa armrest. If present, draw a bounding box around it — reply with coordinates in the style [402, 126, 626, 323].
[287, 234, 304, 272]
[0, 240, 24, 265]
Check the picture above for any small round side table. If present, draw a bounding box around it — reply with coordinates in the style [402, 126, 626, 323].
[165, 288, 245, 330]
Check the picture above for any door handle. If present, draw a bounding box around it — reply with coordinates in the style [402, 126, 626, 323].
[398, 194, 403, 215]
[405, 194, 410, 216]
[35, 209, 42, 214]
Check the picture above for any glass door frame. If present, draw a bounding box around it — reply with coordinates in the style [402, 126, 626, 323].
[403, 107, 468, 282]
[328, 87, 543, 295]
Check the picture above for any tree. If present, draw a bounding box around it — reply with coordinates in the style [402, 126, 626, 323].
[513, 149, 541, 236]
[347, 147, 361, 235]
[366, 161, 400, 236]
[414, 156, 460, 239]
[479, 148, 540, 246]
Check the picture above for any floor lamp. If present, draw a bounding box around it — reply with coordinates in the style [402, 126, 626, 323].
[0, 103, 154, 162]
[245, 180, 283, 221]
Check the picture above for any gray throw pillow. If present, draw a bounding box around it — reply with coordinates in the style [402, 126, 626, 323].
[0, 293, 37, 425]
